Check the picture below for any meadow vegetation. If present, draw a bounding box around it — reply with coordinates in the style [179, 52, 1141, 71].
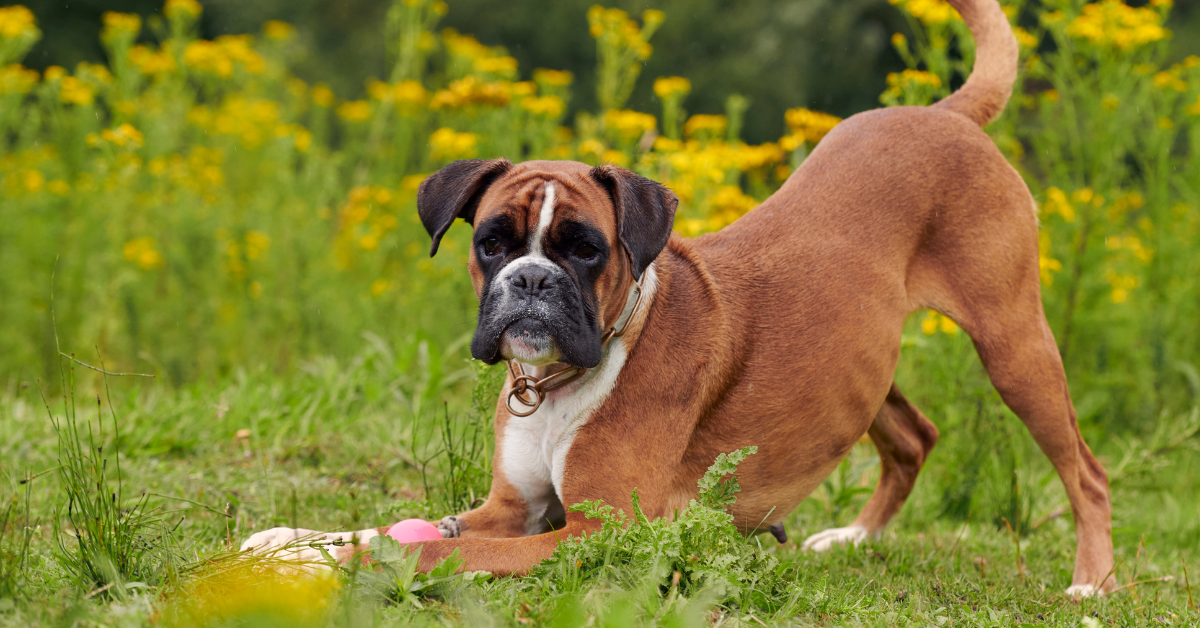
[2, 0, 1200, 624]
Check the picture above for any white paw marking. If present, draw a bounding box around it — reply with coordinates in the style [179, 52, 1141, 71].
[1065, 583, 1102, 598]
[240, 527, 377, 573]
[801, 525, 868, 552]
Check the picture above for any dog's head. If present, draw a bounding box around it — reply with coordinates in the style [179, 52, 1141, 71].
[418, 159, 677, 368]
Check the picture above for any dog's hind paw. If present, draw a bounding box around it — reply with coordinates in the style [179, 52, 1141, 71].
[800, 525, 868, 552]
[1065, 584, 1102, 598]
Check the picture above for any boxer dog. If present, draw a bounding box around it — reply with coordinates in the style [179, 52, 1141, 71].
[243, 0, 1114, 596]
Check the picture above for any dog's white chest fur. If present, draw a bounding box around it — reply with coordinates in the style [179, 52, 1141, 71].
[499, 339, 628, 535]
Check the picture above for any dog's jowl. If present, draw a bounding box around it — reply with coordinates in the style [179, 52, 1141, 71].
[243, 0, 1114, 596]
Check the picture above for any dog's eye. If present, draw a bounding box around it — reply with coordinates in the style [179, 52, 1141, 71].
[573, 242, 598, 260]
[481, 237, 501, 256]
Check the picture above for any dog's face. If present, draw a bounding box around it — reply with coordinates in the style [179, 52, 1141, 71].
[418, 160, 678, 368]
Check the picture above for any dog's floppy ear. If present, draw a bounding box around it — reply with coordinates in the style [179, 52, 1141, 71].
[418, 158, 512, 256]
[591, 164, 678, 280]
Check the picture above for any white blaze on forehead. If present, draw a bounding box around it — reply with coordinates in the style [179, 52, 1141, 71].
[529, 182, 556, 255]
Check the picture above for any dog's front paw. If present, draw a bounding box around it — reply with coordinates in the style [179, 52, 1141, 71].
[438, 516, 461, 538]
[1065, 584, 1102, 598]
[800, 525, 868, 552]
[240, 527, 333, 573]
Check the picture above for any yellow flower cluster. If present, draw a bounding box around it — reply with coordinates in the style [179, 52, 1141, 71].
[218, 229, 271, 279]
[603, 109, 656, 140]
[429, 76, 527, 109]
[164, 0, 202, 20]
[367, 79, 427, 109]
[520, 95, 566, 117]
[147, 147, 226, 200]
[881, 69, 944, 107]
[1105, 270, 1138, 303]
[474, 56, 519, 78]
[443, 28, 493, 60]
[100, 11, 141, 42]
[86, 123, 145, 148]
[683, 114, 727, 140]
[1106, 234, 1152, 262]
[1152, 56, 1198, 92]
[123, 237, 164, 270]
[1039, 233, 1063, 285]
[783, 108, 843, 145]
[188, 97, 310, 151]
[333, 186, 405, 267]
[0, 4, 38, 39]
[1066, 0, 1169, 50]
[129, 45, 177, 76]
[653, 76, 691, 99]
[889, 0, 961, 25]
[0, 63, 38, 94]
[533, 68, 574, 88]
[183, 35, 266, 77]
[678, 185, 760, 236]
[587, 6, 663, 60]
[1012, 26, 1038, 48]
[429, 128, 479, 161]
[263, 20, 295, 40]
[921, 310, 960, 335]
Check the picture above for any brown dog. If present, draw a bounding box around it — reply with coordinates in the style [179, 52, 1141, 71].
[243, 0, 1114, 595]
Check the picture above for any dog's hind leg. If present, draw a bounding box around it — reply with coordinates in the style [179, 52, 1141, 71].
[802, 383, 938, 550]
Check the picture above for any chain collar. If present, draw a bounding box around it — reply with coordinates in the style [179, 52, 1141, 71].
[504, 274, 646, 417]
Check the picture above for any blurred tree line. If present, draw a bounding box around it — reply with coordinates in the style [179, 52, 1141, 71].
[18, 0, 1200, 143]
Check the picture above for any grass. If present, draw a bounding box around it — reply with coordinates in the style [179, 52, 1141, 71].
[0, 328, 1197, 626]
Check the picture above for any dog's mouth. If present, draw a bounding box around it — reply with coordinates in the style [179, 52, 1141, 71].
[498, 318, 562, 365]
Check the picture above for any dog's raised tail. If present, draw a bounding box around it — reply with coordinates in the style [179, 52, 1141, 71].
[931, 0, 1018, 126]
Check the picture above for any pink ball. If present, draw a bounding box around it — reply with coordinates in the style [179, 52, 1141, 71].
[385, 518, 443, 543]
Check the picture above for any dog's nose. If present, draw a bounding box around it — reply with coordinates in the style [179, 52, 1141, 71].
[511, 266, 551, 297]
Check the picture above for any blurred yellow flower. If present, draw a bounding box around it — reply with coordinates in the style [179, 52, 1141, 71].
[603, 109, 656, 140]
[442, 28, 492, 60]
[534, 68, 574, 87]
[429, 76, 513, 109]
[784, 107, 842, 143]
[245, 231, 270, 260]
[684, 114, 727, 139]
[653, 76, 691, 99]
[473, 56, 519, 78]
[1042, 187, 1075, 221]
[123, 237, 164, 270]
[921, 310, 960, 335]
[1066, 0, 1169, 50]
[263, 20, 295, 40]
[367, 79, 427, 109]
[88, 123, 144, 148]
[889, 0, 961, 25]
[1012, 26, 1038, 48]
[1039, 233, 1062, 285]
[164, 0, 202, 20]
[1106, 270, 1138, 303]
[184, 35, 265, 77]
[336, 100, 372, 122]
[370, 278, 392, 296]
[1101, 93, 1120, 111]
[43, 65, 64, 81]
[129, 45, 177, 75]
[1189, 94, 1200, 116]
[521, 95, 566, 117]
[312, 83, 334, 107]
[0, 5, 38, 39]
[0, 64, 39, 95]
[58, 76, 95, 105]
[429, 127, 479, 160]
[101, 12, 141, 42]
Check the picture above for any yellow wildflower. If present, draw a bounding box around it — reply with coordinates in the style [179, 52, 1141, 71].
[370, 278, 392, 296]
[429, 128, 479, 160]
[683, 114, 727, 139]
[653, 76, 691, 99]
[784, 108, 842, 143]
[0, 64, 39, 95]
[533, 68, 574, 87]
[0, 5, 38, 39]
[1158, 117, 1173, 129]
[21, 169, 42, 192]
[101, 12, 140, 42]
[473, 56, 519, 78]
[1105, 270, 1137, 303]
[521, 95, 566, 117]
[442, 29, 492, 60]
[1188, 95, 1200, 116]
[1101, 94, 1120, 111]
[336, 100, 372, 122]
[244, 231, 270, 260]
[47, 179, 69, 194]
[1012, 26, 1038, 48]
[889, 0, 961, 25]
[164, 0, 202, 20]
[263, 20, 295, 40]
[1042, 187, 1075, 221]
[183, 35, 266, 77]
[603, 109, 656, 140]
[601, 149, 629, 166]
[123, 237, 164, 270]
[128, 45, 176, 75]
[1066, 0, 1169, 50]
[429, 76, 513, 109]
[58, 76, 94, 105]
[1039, 234, 1062, 285]
[312, 83, 334, 107]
